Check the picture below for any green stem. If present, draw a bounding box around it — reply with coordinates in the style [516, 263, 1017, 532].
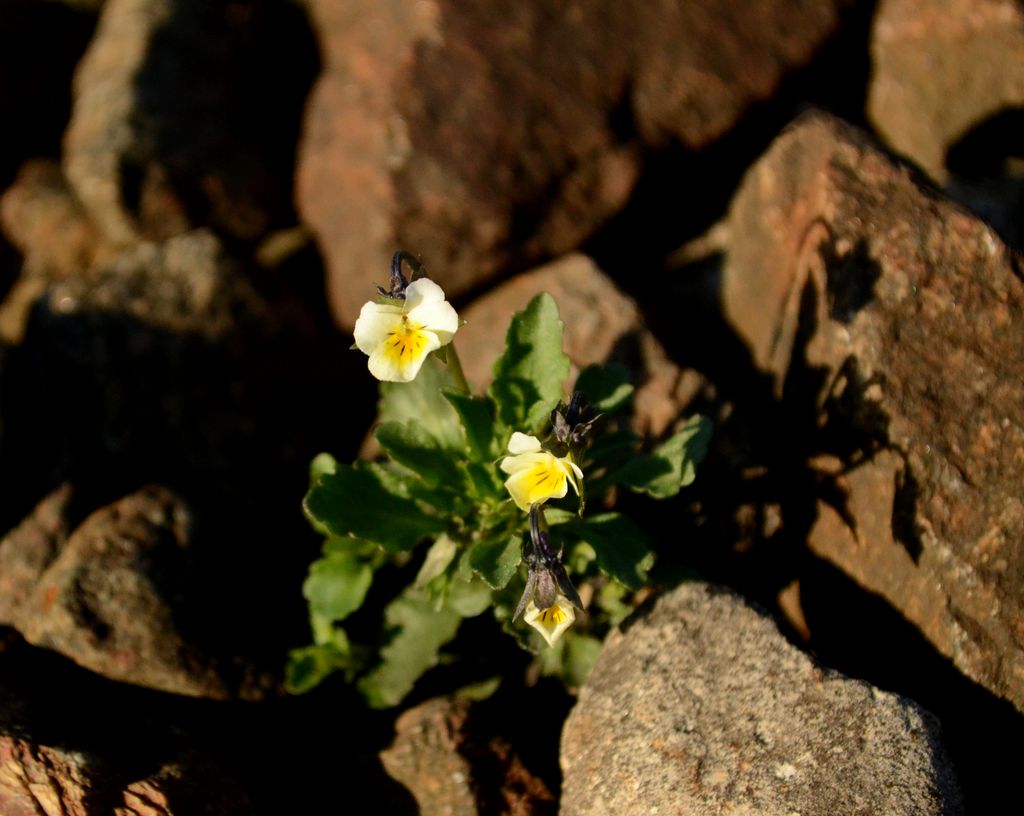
[445, 342, 471, 395]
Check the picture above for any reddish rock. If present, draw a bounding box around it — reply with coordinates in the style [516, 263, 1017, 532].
[0, 736, 94, 816]
[868, 0, 1024, 181]
[720, 112, 1024, 712]
[0, 486, 242, 699]
[380, 696, 555, 816]
[380, 698, 479, 816]
[457, 253, 702, 436]
[1, 161, 100, 276]
[0, 736, 251, 816]
[297, 0, 851, 329]
[63, 0, 317, 245]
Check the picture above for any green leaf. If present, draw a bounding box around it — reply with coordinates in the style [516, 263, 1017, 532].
[415, 534, 458, 588]
[285, 642, 353, 694]
[303, 554, 373, 622]
[304, 463, 446, 552]
[469, 534, 522, 590]
[309, 452, 338, 481]
[455, 676, 502, 701]
[465, 461, 504, 499]
[375, 420, 467, 490]
[444, 391, 499, 460]
[489, 293, 570, 429]
[575, 362, 634, 413]
[566, 513, 654, 589]
[446, 578, 493, 617]
[378, 357, 463, 450]
[612, 415, 712, 498]
[358, 589, 462, 708]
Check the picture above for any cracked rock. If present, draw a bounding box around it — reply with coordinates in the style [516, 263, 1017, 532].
[720, 112, 1024, 713]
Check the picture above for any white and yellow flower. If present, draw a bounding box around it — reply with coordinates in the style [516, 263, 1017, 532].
[523, 596, 576, 646]
[353, 278, 459, 382]
[500, 432, 583, 512]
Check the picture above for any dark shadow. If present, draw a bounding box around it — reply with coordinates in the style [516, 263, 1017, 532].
[0, 264, 374, 692]
[125, 0, 321, 242]
[0, 1, 97, 189]
[946, 107, 1024, 178]
[823, 238, 882, 323]
[945, 107, 1024, 251]
[0, 630, 418, 815]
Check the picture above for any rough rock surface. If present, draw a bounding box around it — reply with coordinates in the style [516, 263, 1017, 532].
[381, 696, 556, 816]
[380, 698, 479, 816]
[457, 253, 703, 436]
[63, 0, 317, 245]
[868, 0, 1024, 181]
[0, 485, 241, 699]
[561, 582, 963, 816]
[720, 113, 1024, 712]
[297, 0, 851, 328]
[0, 736, 251, 816]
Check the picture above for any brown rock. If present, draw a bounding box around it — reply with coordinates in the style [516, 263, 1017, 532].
[0, 735, 251, 816]
[1, 485, 237, 699]
[720, 112, 1024, 712]
[0, 736, 94, 816]
[297, 0, 850, 329]
[0, 160, 100, 277]
[380, 698, 479, 816]
[0, 161, 106, 343]
[457, 253, 700, 436]
[381, 696, 556, 816]
[63, 0, 317, 245]
[868, 0, 1024, 181]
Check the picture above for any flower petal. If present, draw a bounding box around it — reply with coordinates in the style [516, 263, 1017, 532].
[353, 301, 402, 354]
[502, 454, 569, 510]
[407, 298, 459, 345]
[507, 432, 543, 455]
[403, 278, 446, 309]
[562, 458, 585, 495]
[499, 451, 548, 475]
[367, 327, 441, 382]
[523, 596, 576, 647]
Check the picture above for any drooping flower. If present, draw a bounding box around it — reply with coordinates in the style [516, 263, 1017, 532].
[523, 596, 576, 647]
[500, 432, 583, 512]
[514, 506, 583, 646]
[353, 278, 459, 382]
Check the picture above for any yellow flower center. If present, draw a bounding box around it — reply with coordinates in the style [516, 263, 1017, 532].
[523, 460, 566, 504]
[384, 318, 429, 364]
[537, 604, 569, 625]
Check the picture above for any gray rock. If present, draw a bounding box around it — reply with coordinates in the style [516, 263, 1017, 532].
[561, 582, 963, 816]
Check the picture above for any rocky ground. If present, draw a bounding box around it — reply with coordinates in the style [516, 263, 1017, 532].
[1, 0, 1023, 813]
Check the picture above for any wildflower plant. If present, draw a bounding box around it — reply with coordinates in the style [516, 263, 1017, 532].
[288, 251, 711, 706]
